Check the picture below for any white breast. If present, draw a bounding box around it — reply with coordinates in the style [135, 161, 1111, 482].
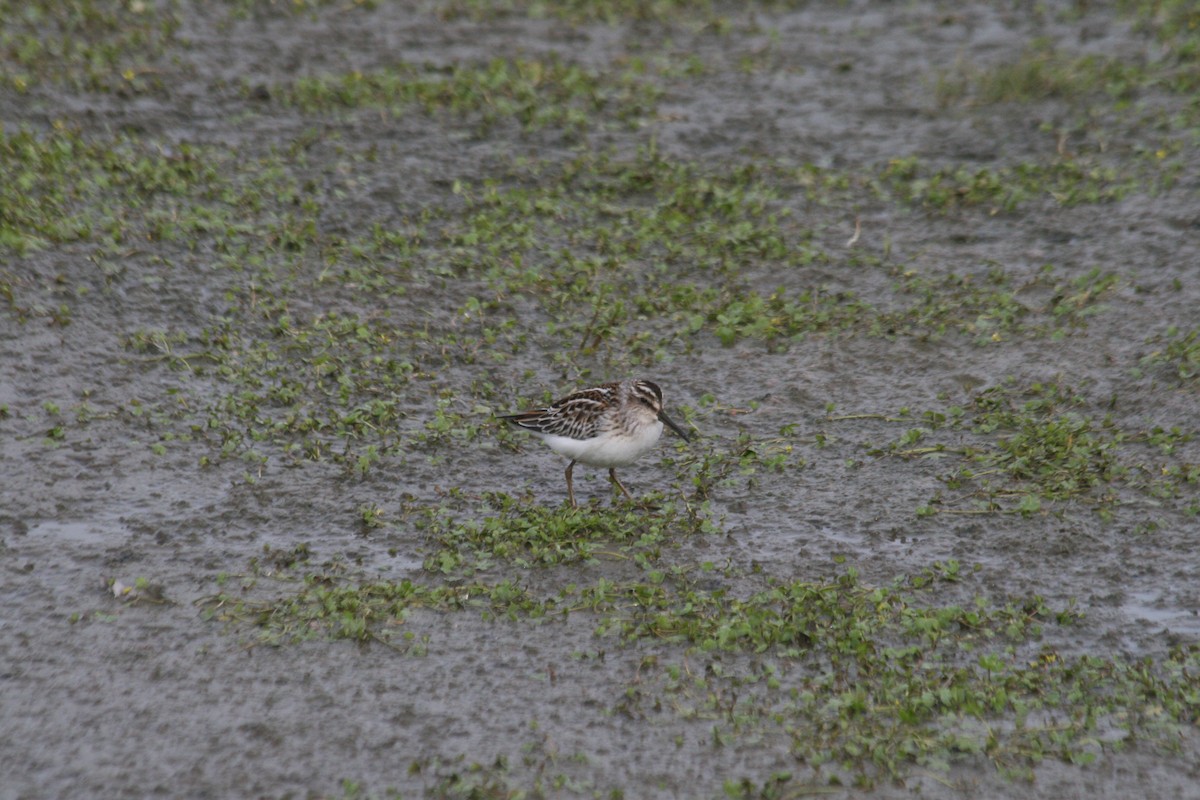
[537, 420, 664, 467]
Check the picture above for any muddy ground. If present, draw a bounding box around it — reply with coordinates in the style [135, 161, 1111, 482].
[2, 1, 1199, 798]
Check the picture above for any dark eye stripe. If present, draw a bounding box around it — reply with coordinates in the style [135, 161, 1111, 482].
[632, 381, 662, 408]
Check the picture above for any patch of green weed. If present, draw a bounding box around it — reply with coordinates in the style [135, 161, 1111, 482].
[202, 559, 1200, 787]
[190, 308, 416, 468]
[1122, 0, 1200, 93]
[935, 46, 1145, 106]
[0, 124, 221, 255]
[881, 156, 1138, 214]
[849, 379, 1197, 516]
[447, 150, 1122, 356]
[1140, 326, 1200, 382]
[418, 492, 718, 575]
[438, 0, 717, 24]
[0, 0, 182, 92]
[277, 56, 661, 135]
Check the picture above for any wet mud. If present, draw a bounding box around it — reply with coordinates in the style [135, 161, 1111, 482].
[2, 2, 1199, 799]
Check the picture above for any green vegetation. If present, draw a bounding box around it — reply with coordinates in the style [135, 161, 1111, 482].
[437, 0, 719, 24]
[846, 379, 1199, 517]
[419, 492, 715, 575]
[1121, 0, 1200, 93]
[438, 151, 1126, 356]
[0, 118, 1162, 515]
[0, 125, 221, 255]
[2, 118, 1132, 471]
[881, 156, 1138, 213]
[278, 56, 662, 135]
[934, 4, 1200, 105]
[0, 0, 182, 92]
[935, 46, 1146, 107]
[203, 541, 1200, 788]
[931, 2, 1200, 185]
[1141, 326, 1200, 382]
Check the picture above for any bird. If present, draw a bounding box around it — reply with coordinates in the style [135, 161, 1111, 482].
[499, 379, 691, 507]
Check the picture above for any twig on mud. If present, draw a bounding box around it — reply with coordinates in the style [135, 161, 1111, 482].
[591, 550, 631, 560]
[845, 215, 862, 248]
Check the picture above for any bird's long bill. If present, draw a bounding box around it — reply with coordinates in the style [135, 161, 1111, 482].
[659, 410, 691, 442]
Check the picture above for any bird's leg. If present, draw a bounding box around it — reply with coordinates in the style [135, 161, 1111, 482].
[608, 468, 632, 500]
[565, 460, 578, 508]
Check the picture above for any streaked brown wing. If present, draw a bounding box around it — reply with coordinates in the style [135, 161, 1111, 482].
[500, 383, 617, 441]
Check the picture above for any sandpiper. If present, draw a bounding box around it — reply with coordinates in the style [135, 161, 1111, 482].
[500, 379, 691, 507]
